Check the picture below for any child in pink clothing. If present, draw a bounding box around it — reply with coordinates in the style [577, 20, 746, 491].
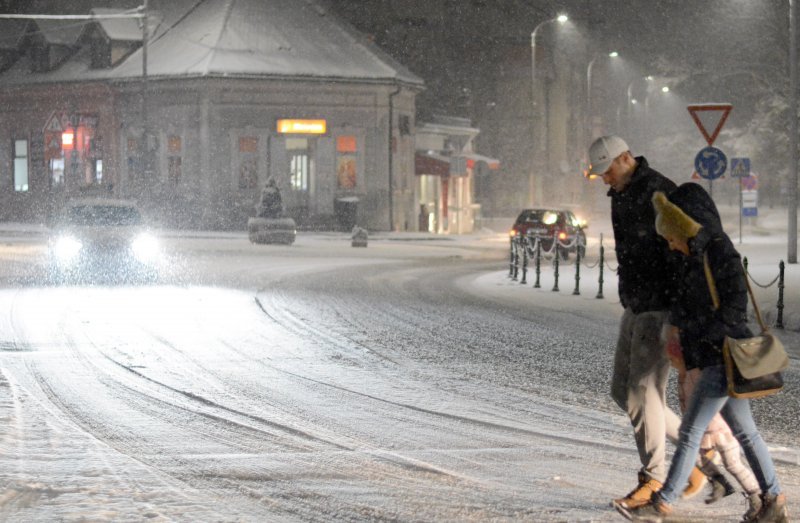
[666, 335, 761, 503]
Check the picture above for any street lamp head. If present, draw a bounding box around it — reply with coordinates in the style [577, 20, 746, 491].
[557, 14, 568, 23]
[661, 86, 670, 93]
[608, 51, 619, 57]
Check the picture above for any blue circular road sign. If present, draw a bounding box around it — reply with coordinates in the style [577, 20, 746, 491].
[694, 146, 727, 180]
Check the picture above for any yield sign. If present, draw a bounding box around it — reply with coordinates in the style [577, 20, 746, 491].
[687, 103, 732, 146]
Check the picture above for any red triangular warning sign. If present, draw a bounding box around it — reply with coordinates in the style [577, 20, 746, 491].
[687, 104, 732, 146]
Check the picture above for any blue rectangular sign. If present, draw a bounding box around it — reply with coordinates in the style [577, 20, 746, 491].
[742, 207, 758, 217]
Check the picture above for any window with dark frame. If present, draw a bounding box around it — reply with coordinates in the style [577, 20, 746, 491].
[238, 136, 258, 189]
[168, 135, 182, 186]
[336, 135, 357, 189]
[286, 138, 310, 191]
[14, 138, 29, 192]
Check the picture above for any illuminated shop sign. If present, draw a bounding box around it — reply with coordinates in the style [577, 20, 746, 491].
[276, 119, 327, 134]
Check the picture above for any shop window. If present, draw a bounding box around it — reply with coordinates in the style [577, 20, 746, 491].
[336, 135, 357, 190]
[238, 136, 258, 189]
[94, 159, 103, 185]
[168, 135, 182, 185]
[287, 138, 309, 191]
[13, 139, 29, 192]
[50, 158, 65, 187]
[127, 136, 140, 182]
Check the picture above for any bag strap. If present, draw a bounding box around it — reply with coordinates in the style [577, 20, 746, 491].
[702, 253, 768, 332]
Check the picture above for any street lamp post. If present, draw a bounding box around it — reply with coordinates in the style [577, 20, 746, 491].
[789, 0, 797, 263]
[626, 75, 653, 120]
[530, 14, 568, 206]
[140, 0, 152, 186]
[586, 51, 619, 140]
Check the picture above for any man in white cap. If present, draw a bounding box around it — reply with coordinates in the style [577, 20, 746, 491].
[587, 136, 706, 509]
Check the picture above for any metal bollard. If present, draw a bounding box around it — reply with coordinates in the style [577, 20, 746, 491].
[508, 236, 515, 278]
[512, 236, 519, 281]
[777, 260, 785, 329]
[534, 238, 541, 288]
[552, 233, 559, 292]
[596, 234, 605, 299]
[573, 240, 581, 295]
[520, 236, 528, 284]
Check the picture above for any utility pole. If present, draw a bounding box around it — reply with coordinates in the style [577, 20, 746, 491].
[790, 0, 798, 263]
[141, 0, 152, 184]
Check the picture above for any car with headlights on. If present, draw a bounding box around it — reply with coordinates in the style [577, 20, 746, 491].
[47, 198, 161, 283]
[510, 208, 587, 259]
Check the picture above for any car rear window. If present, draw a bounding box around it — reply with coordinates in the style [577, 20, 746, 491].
[65, 205, 142, 226]
[517, 210, 560, 225]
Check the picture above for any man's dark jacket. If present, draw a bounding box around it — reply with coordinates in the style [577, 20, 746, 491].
[610, 156, 677, 313]
[666, 183, 751, 370]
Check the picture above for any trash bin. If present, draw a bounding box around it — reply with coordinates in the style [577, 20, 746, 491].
[334, 196, 359, 231]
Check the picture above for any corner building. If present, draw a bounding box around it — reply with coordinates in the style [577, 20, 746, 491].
[0, 0, 423, 230]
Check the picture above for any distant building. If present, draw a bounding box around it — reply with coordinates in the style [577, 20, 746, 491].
[415, 116, 499, 234]
[0, 0, 423, 230]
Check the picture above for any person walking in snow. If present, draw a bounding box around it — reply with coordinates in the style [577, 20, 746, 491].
[666, 334, 761, 512]
[587, 136, 707, 509]
[620, 184, 788, 523]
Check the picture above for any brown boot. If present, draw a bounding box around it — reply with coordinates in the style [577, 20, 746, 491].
[613, 473, 663, 510]
[755, 493, 789, 523]
[616, 493, 673, 522]
[681, 465, 708, 500]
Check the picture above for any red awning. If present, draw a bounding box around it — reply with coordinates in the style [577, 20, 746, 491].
[415, 151, 450, 176]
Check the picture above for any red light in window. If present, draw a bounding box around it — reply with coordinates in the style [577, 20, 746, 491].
[62, 130, 74, 150]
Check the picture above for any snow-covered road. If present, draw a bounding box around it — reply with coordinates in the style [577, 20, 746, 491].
[0, 232, 797, 521]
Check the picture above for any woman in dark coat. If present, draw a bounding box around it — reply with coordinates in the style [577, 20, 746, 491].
[622, 183, 787, 523]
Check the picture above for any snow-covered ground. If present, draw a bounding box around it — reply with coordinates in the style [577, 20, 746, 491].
[0, 207, 797, 522]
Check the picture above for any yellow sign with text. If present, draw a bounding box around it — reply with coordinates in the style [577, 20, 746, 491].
[277, 119, 327, 134]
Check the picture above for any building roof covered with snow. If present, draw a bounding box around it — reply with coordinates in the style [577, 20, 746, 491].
[0, 0, 424, 87]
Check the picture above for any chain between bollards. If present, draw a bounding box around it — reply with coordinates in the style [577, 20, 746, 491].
[743, 257, 786, 329]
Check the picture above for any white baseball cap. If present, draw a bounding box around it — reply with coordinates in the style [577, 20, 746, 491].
[588, 135, 629, 176]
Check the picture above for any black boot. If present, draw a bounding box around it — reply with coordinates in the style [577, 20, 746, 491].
[706, 473, 736, 504]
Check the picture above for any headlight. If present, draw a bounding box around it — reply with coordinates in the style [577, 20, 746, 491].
[131, 232, 159, 263]
[53, 235, 82, 263]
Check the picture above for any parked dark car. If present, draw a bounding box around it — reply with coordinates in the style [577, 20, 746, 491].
[510, 208, 587, 259]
